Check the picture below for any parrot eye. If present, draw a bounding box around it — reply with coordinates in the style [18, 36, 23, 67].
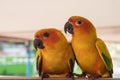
[76, 20, 83, 26]
[43, 32, 49, 39]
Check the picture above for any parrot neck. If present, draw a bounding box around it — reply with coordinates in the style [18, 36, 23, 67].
[43, 41, 68, 52]
[72, 30, 97, 44]
[42, 42, 69, 59]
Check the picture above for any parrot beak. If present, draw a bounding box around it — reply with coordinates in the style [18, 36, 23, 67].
[33, 38, 45, 49]
[64, 22, 74, 34]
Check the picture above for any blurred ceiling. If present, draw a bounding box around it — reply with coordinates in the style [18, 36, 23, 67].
[0, 0, 120, 42]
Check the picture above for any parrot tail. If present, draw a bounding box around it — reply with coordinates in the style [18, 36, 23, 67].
[109, 69, 113, 78]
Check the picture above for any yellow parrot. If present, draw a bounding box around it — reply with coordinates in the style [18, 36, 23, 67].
[64, 16, 113, 78]
[33, 28, 75, 78]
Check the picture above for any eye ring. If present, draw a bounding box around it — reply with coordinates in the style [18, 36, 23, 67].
[76, 20, 83, 26]
[43, 32, 49, 39]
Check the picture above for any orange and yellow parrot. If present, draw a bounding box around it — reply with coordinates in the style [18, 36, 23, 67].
[33, 28, 75, 78]
[64, 16, 113, 78]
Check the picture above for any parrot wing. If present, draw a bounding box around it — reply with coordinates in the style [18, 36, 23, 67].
[68, 43, 75, 73]
[69, 59, 74, 73]
[96, 38, 113, 73]
[36, 48, 42, 76]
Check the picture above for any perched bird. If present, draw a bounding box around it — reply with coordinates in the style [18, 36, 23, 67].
[33, 28, 75, 78]
[64, 16, 113, 78]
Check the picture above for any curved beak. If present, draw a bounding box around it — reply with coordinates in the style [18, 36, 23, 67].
[64, 22, 74, 34]
[33, 38, 45, 49]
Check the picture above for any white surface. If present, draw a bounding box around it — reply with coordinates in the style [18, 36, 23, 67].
[0, 0, 120, 31]
[0, 0, 120, 41]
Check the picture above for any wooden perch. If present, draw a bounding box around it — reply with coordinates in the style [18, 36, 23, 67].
[0, 77, 119, 80]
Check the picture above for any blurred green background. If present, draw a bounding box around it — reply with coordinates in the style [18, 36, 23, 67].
[0, 41, 82, 77]
[0, 41, 37, 76]
[0, 41, 120, 78]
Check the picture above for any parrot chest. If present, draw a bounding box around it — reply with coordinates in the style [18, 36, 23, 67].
[72, 42, 105, 74]
[74, 46, 97, 67]
[42, 50, 69, 74]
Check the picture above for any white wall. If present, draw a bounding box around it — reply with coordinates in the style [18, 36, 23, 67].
[0, 0, 120, 32]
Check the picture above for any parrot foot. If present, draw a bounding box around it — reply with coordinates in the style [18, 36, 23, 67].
[66, 73, 74, 78]
[42, 73, 49, 78]
[88, 75, 101, 80]
[74, 72, 86, 78]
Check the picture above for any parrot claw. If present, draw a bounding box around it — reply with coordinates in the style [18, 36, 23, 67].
[42, 73, 49, 78]
[88, 75, 101, 80]
[66, 73, 74, 78]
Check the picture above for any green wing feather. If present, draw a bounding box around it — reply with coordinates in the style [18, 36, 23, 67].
[96, 38, 113, 73]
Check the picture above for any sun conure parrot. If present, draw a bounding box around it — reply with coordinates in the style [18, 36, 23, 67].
[64, 16, 113, 78]
[33, 28, 75, 78]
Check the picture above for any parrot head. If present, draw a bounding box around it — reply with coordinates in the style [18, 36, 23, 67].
[34, 28, 67, 50]
[64, 16, 96, 36]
